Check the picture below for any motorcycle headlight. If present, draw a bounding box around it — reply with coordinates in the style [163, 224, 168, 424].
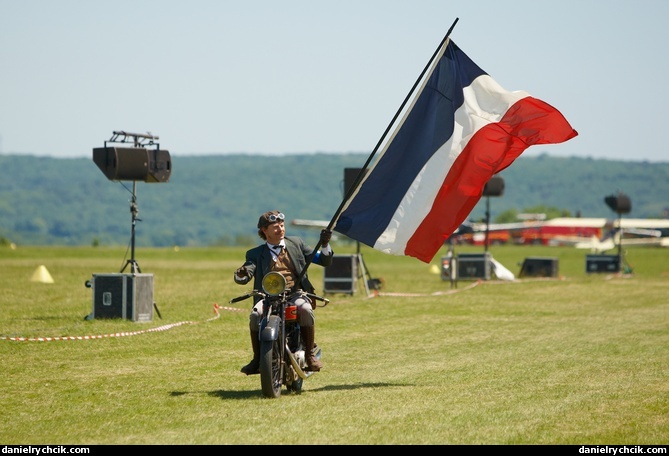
[262, 271, 287, 296]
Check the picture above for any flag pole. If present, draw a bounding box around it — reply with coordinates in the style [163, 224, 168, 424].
[333, 17, 460, 223]
[296, 18, 460, 283]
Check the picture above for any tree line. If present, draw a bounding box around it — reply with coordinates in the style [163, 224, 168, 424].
[1, 152, 667, 247]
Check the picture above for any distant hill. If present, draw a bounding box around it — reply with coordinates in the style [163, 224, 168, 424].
[1, 152, 668, 247]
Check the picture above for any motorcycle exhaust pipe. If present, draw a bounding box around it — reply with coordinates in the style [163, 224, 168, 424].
[286, 345, 309, 380]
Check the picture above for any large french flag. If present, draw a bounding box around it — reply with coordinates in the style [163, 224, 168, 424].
[333, 39, 578, 263]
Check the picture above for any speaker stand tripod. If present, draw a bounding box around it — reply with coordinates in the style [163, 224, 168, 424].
[355, 242, 384, 295]
[117, 182, 161, 318]
[614, 212, 633, 274]
[121, 181, 142, 274]
[355, 252, 370, 296]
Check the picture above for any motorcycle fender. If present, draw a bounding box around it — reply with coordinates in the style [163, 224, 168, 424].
[260, 315, 281, 341]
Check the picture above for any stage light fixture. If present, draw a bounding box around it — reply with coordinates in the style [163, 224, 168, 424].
[482, 175, 505, 253]
[482, 176, 504, 197]
[92, 131, 171, 183]
[91, 130, 172, 274]
[604, 192, 631, 215]
[86, 131, 170, 321]
[601, 191, 632, 274]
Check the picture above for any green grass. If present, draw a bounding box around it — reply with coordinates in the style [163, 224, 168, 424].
[0, 243, 667, 444]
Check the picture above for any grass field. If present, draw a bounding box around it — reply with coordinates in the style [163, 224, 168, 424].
[0, 243, 667, 445]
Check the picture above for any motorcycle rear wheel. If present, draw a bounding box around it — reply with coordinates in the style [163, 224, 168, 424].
[259, 338, 282, 398]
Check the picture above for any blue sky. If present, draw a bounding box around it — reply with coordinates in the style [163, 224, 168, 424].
[1, 0, 667, 162]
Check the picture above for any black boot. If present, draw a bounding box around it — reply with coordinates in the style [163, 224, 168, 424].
[301, 325, 323, 372]
[241, 330, 260, 375]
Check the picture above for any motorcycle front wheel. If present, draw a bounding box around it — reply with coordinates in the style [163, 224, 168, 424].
[287, 376, 303, 394]
[259, 337, 283, 398]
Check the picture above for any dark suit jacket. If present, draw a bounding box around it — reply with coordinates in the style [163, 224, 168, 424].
[234, 236, 333, 300]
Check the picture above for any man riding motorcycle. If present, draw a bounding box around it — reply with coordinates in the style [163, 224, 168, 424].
[234, 210, 333, 374]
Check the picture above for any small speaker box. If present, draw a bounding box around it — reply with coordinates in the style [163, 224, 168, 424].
[91, 273, 154, 322]
[585, 255, 620, 273]
[456, 252, 491, 280]
[323, 254, 358, 294]
[519, 257, 559, 278]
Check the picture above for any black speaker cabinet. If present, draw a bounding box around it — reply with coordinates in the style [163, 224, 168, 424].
[456, 252, 491, 280]
[586, 254, 620, 273]
[519, 257, 559, 278]
[344, 168, 368, 197]
[324, 254, 358, 294]
[604, 194, 631, 214]
[93, 147, 171, 183]
[91, 273, 154, 321]
[482, 176, 504, 197]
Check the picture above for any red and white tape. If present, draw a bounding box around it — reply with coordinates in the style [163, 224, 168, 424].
[2, 303, 223, 342]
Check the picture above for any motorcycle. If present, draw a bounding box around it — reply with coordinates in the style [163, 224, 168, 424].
[229, 271, 329, 398]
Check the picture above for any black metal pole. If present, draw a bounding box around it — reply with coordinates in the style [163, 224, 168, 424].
[485, 196, 490, 253]
[617, 212, 623, 271]
[121, 181, 141, 274]
[131, 182, 137, 268]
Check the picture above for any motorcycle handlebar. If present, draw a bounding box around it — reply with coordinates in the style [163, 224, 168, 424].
[229, 291, 257, 304]
[230, 290, 329, 306]
[305, 292, 329, 306]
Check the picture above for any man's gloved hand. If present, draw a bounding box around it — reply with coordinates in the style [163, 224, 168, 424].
[320, 229, 332, 247]
[235, 266, 248, 278]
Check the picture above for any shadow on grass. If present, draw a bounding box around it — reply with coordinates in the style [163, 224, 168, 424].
[170, 382, 409, 400]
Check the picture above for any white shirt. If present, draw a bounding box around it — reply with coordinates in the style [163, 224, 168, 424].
[266, 240, 331, 260]
[267, 240, 285, 261]
[234, 240, 332, 280]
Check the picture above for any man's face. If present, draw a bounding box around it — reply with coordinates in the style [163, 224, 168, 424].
[263, 221, 285, 244]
